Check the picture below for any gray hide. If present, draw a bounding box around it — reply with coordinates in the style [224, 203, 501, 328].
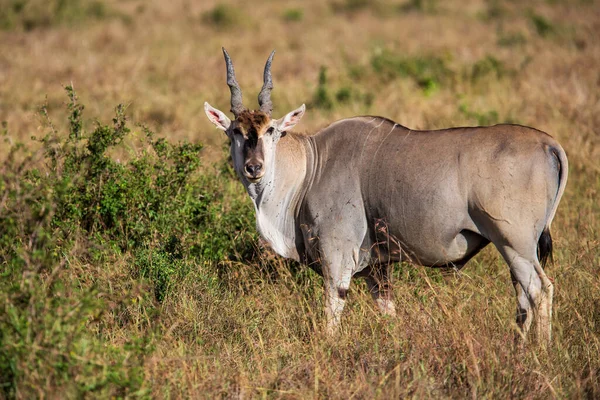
[204, 51, 568, 344]
[274, 119, 566, 341]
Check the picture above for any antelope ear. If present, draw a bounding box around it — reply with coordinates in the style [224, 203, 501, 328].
[204, 102, 231, 131]
[276, 104, 305, 132]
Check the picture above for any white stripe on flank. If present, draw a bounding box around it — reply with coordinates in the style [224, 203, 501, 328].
[360, 119, 386, 161]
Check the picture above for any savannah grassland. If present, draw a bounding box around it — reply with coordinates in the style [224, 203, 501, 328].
[0, 0, 599, 398]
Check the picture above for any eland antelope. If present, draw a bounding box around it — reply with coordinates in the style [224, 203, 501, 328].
[204, 48, 568, 343]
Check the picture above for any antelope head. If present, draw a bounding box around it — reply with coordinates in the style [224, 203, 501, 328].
[205, 48, 305, 184]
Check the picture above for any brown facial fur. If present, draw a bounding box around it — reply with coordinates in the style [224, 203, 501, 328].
[235, 110, 270, 179]
[236, 110, 271, 139]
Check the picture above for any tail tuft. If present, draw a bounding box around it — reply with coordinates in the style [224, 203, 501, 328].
[538, 228, 553, 268]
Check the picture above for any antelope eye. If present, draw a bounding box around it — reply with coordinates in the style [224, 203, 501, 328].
[232, 128, 243, 136]
[266, 127, 275, 135]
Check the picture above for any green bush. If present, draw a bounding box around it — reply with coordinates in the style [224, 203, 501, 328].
[477, 0, 507, 21]
[470, 55, 506, 82]
[282, 8, 303, 21]
[397, 0, 438, 13]
[312, 66, 334, 110]
[497, 31, 527, 47]
[311, 67, 374, 111]
[458, 103, 499, 126]
[528, 11, 555, 38]
[0, 0, 111, 31]
[331, 0, 371, 13]
[202, 3, 242, 29]
[0, 86, 256, 396]
[371, 49, 452, 94]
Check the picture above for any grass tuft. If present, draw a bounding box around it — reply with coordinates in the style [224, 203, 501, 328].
[282, 8, 303, 22]
[371, 48, 452, 94]
[0, 0, 115, 31]
[528, 11, 555, 37]
[202, 3, 243, 29]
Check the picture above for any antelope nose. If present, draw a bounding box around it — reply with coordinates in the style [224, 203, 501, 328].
[245, 162, 262, 177]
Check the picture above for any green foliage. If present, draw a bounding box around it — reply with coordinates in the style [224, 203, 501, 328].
[312, 67, 373, 111]
[371, 49, 452, 94]
[135, 239, 185, 303]
[470, 55, 506, 82]
[497, 31, 527, 47]
[478, 0, 507, 21]
[458, 103, 499, 126]
[397, 0, 438, 13]
[347, 63, 367, 80]
[282, 8, 303, 22]
[337, 86, 373, 107]
[41, 89, 203, 251]
[0, 86, 256, 396]
[528, 11, 555, 37]
[202, 3, 242, 29]
[0, 262, 152, 398]
[335, 86, 352, 103]
[0, 100, 154, 396]
[332, 0, 412, 16]
[313, 66, 334, 110]
[0, 0, 111, 31]
[331, 0, 371, 13]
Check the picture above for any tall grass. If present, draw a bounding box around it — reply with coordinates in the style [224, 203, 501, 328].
[0, 0, 115, 31]
[1, 85, 599, 399]
[1, 0, 599, 397]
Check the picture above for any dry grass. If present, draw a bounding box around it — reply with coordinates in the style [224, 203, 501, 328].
[1, 0, 599, 398]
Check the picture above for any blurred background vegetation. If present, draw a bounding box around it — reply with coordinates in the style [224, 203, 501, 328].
[0, 0, 599, 398]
